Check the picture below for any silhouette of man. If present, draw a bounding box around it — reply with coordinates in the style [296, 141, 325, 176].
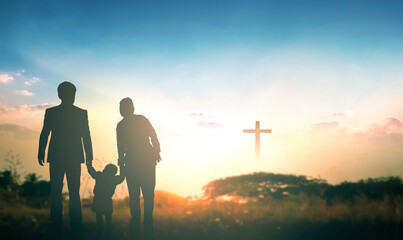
[117, 97, 160, 239]
[38, 81, 93, 233]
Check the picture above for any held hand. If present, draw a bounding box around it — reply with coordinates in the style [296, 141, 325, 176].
[38, 157, 44, 166]
[119, 165, 125, 174]
[86, 159, 93, 167]
[118, 158, 125, 167]
[152, 148, 161, 164]
[156, 151, 162, 164]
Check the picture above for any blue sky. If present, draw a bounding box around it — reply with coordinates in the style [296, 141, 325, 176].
[1, 0, 402, 66]
[1, 0, 402, 107]
[1, 1, 403, 196]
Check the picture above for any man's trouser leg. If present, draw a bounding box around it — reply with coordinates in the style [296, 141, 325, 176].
[66, 163, 82, 231]
[50, 163, 64, 231]
[127, 174, 141, 236]
[143, 164, 156, 237]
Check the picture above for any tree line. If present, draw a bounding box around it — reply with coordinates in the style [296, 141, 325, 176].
[203, 172, 403, 202]
[0, 151, 50, 208]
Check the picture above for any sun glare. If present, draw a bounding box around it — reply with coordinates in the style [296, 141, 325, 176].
[164, 119, 244, 162]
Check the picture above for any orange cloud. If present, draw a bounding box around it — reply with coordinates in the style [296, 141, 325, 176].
[0, 103, 53, 116]
[0, 123, 38, 141]
[17, 90, 34, 96]
[197, 121, 224, 129]
[354, 118, 403, 144]
[0, 74, 14, 83]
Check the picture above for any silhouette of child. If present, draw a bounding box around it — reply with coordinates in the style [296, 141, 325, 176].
[87, 162, 125, 235]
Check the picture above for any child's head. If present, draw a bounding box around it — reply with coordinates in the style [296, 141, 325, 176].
[103, 164, 118, 176]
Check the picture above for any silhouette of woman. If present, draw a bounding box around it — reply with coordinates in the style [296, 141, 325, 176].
[116, 97, 161, 239]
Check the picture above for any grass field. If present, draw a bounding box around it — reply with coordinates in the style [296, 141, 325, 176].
[1, 190, 403, 240]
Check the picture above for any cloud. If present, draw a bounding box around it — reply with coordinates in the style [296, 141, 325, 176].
[0, 74, 14, 83]
[24, 77, 40, 86]
[197, 121, 223, 129]
[333, 111, 354, 117]
[333, 112, 347, 117]
[17, 90, 34, 96]
[15, 69, 25, 77]
[354, 118, 403, 144]
[384, 117, 403, 128]
[0, 103, 53, 116]
[312, 121, 339, 131]
[0, 123, 39, 141]
[190, 112, 204, 117]
[311, 117, 403, 144]
[364, 117, 403, 135]
[0, 70, 39, 86]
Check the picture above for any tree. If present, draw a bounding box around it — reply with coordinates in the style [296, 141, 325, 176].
[324, 177, 403, 202]
[1, 151, 51, 207]
[20, 175, 51, 208]
[3, 151, 25, 185]
[203, 172, 328, 200]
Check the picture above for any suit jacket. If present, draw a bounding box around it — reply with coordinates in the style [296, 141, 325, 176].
[38, 104, 93, 165]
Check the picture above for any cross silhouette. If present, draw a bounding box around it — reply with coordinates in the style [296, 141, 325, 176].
[243, 121, 272, 160]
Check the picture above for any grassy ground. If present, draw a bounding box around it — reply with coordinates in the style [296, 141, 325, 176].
[1, 191, 403, 239]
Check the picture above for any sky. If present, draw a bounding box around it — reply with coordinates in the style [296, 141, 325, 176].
[1, 0, 403, 197]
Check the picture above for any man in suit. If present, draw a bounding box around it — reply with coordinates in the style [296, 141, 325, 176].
[117, 97, 161, 239]
[38, 81, 93, 233]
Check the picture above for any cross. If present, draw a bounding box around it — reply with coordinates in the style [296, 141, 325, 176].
[243, 121, 272, 160]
